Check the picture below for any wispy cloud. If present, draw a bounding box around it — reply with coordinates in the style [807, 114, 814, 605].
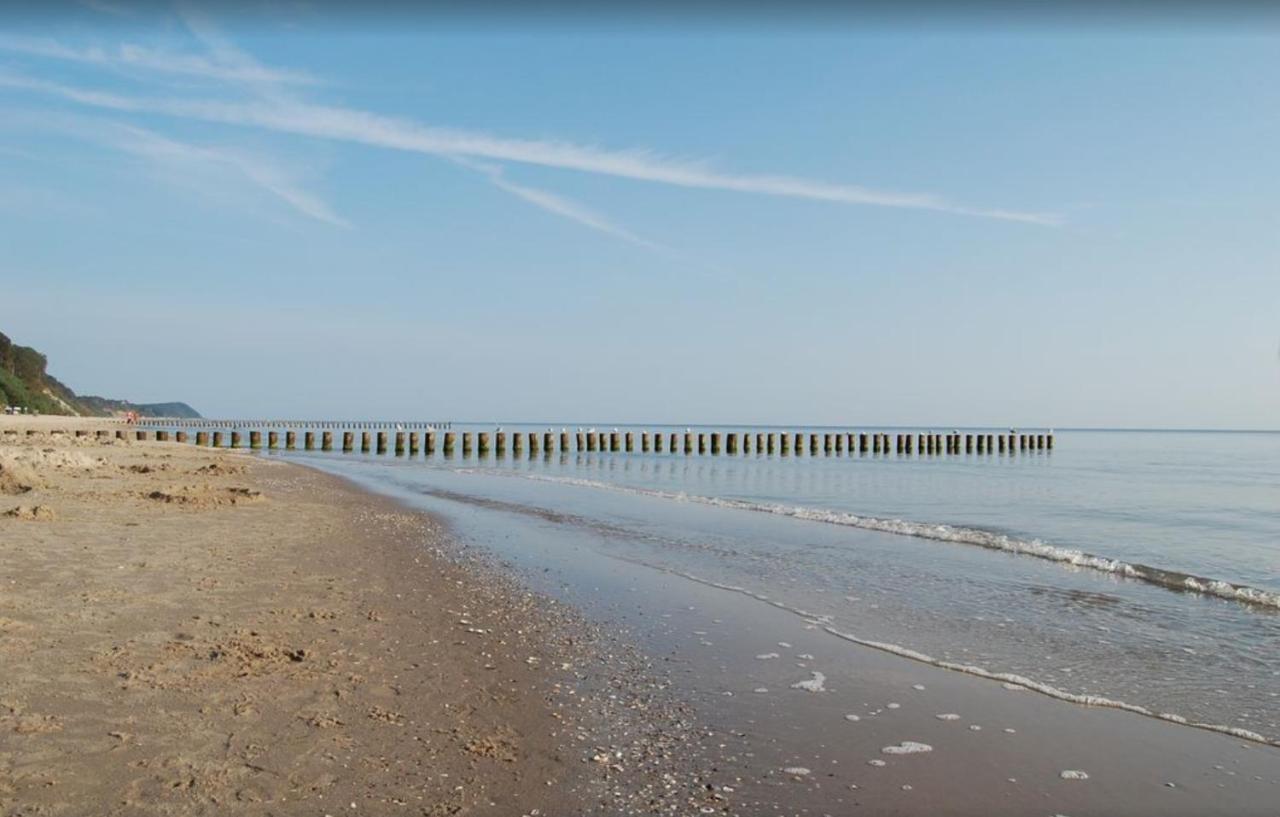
[104, 123, 349, 227]
[0, 35, 317, 87]
[455, 157, 657, 247]
[0, 71, 1059, 226]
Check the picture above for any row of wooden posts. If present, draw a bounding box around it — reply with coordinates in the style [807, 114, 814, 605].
[73, 427, 1054, 456]
[143, 420, 452, 430]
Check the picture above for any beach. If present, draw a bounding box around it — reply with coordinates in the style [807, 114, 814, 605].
[0, 421, 709, 815]
[3, 421, 1279, 816]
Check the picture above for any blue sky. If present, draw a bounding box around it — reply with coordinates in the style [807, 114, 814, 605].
[1, 4, 1277, 427]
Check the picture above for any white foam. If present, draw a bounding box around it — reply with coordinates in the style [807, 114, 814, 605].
[565, 537, 1280, 748]
[867, 759, 887, 767]
[844, 714, 861, 722]
[518, 473, 1280, 611]
[882, 741, 933, 755]
[936, 713, 961, 721]
[783, 766, 811, 776]
[791, 672, 827, 693]
[1060, 770, 1089, 780]
[756, 652, 780, 660]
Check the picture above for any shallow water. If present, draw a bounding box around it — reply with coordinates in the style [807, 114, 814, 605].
[248, 426, 1280, 743]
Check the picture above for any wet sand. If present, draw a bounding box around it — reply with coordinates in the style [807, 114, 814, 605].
[322, 461, 1280, 817]
[0, 422, 711, 815]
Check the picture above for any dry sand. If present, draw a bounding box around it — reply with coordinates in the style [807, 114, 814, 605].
[0, 422, 712, 816]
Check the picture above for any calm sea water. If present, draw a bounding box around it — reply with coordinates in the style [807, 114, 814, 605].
[246, 426, 1280, 743]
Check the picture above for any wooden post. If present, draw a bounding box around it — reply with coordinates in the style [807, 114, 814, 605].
[872, 434, 881, 454]
[339, 431, 351, 452]
[393, 431, 404, 455]
[976, 434, 984, 454]
[514, 431, 524, 454]
[302, 431, 313, 451]
[322, 431, 333, 451]
[655, 433, 664, 453]
[576, 431, 585, 451]
[1020, 434, 1027, 451]
[561, 431, 570, 452]
[377, 431, 388, 454]
[698, 433, 707, 455]
[757, 432, 765, 454]
[684, 433, 694, 455]
[609, 432, 619, 452]
[211, 431, 222, 447]
[529, 432, 540, 455]
[175, 431, 187, 444]
[905, 433, 914, 454]
[585, 433, 595, 452]
[461, 432, 472, 456]
[425, 432, 436, 455]
[641, 432, 651, 453]
[727, 433, 738, 455]
[1037, 434, 1045, 450]
[742, 433, 751, 455]
[780, 432, 790, 455]
[1047, 433, 1054, 450]
[229, 431, 241, 448]
[626, 431, 634, 452]
[495, 432, 506, 456]
[443, 432, 456, 456]
[478, 432, 490, 456]
[823, 434, 833, 455]
[670, 432, 679, 453]
[791, 433, 802, 455]
[196, 431, 209, 446]
[835, 433, 844, 454]
[710, 433, 721, 455]
[858, 433, 867, 454]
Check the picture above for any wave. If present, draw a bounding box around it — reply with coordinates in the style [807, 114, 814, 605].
[610, 556, 1278, 747]
[509, 473, 1280, 611]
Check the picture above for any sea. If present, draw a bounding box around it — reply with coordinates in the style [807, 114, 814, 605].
[238, 424, 1280, 745]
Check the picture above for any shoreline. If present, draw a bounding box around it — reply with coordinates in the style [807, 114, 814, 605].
[0, 426, 712, 815]
[310, 453, 1280, 817]
[5, 422, 1279, 815]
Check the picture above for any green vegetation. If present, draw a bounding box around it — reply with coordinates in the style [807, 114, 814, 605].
[0, 330, 200, 418]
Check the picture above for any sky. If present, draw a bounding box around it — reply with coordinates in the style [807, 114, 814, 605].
[1, 3, 1277, 428]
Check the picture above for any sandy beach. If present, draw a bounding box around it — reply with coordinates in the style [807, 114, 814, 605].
[4, 420, 1279, 816]
[0, 421, 710, 815]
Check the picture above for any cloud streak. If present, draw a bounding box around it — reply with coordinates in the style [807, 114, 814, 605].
[0, 71, 1059, 226]
[0, 35, 317, 87]
[454, 157, 657, 247]
[108, 124, 349, 227]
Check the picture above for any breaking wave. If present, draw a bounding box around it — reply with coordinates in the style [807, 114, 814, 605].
[513, 474, 1280, 611]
